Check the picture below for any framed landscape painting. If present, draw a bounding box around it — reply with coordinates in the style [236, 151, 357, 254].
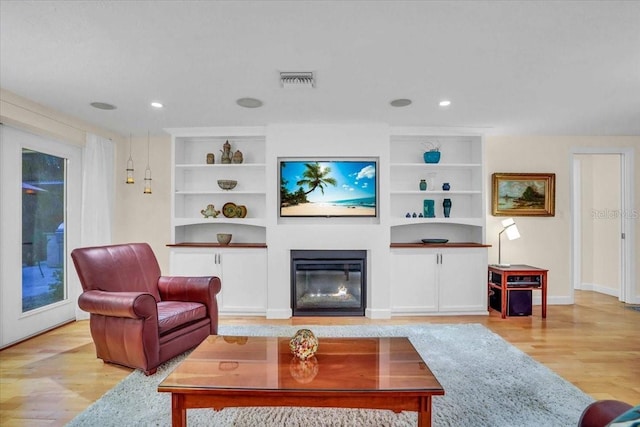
[492, 173, 556, 216]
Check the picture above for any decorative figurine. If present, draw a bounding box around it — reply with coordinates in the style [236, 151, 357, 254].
[220, 140, 232, 164]
[200, 204, 220, 218]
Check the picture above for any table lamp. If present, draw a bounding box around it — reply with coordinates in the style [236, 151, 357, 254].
[497, 217, 520, 267]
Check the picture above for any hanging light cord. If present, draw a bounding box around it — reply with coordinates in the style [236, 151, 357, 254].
[126, 133, 135, 184]
[144, 131, 152, 194]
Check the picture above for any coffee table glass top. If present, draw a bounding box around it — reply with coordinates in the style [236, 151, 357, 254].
[159, 335, 443, 393]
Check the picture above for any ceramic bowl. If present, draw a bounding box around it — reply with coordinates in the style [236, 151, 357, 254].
[217, 179, 237, 190]
[216, 233, 232, 245]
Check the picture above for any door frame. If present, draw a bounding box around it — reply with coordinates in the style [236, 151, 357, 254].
[0, 124, 82, 347]
[570, 147, 636, 303]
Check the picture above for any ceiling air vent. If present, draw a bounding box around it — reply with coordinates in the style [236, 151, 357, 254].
[280, 72, 315, 88]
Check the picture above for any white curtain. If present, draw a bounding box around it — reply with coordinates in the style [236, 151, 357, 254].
[76, 133, 114, 318]
[81, 133, 114, 246]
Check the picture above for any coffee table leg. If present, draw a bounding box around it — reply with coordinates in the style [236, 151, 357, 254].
[171, 394, 186, 427]
[418, 396, 432, 427]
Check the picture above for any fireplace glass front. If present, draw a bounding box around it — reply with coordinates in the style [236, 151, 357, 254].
[291, 250, 366, 316]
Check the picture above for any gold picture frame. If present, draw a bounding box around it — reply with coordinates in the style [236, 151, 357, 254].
[492, 173, 556, 216]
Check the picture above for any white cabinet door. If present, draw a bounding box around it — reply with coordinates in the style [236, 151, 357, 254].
[169, 247, 267, 315]
[390, 250, 438, 314]
[437, 249, 487, 313]
[217, 249, 267, 314]
[169, 248, 219, 276]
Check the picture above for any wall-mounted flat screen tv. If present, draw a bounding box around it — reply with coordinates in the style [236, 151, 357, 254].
[279, 158, 378, 218]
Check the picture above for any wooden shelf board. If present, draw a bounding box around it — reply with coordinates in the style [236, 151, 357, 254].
[390, 242, 491, 248]
[168, 242, 267, 248]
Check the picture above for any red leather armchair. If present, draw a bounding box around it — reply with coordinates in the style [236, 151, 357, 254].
[578, 400, 634, 427]
[71, 243, 221, 375]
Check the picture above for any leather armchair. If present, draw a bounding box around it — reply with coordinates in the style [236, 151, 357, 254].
[578, 400, 634, 427]
[71, 243, 221, 375]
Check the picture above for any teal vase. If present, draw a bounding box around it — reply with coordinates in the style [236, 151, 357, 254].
[423, 199, 435, 218]
[423, 151, 441, 163]
[443, 198, 452, 218]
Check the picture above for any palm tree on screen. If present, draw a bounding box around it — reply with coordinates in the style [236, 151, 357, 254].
[296, 162, 337, 196]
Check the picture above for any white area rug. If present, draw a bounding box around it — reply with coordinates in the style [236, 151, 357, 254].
[68, 324, 593, 426]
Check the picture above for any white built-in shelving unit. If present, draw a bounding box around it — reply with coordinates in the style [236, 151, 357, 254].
[389, 129, 486, 244]
[168, 127, 267, 245]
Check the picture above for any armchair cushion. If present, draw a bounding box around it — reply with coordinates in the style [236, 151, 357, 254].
[72, 243, 221, 375]
[157, 301, 206, 335]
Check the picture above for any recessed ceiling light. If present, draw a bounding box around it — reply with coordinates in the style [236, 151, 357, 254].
[150, 102, 164, 108]
[236, 97, 263, 108]
[390, 99, 412, 107]
[90, 102, 117, 110]
[439, 100, 451, 107]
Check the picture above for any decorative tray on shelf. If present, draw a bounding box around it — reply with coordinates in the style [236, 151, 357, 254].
[421, 239, 449, 244]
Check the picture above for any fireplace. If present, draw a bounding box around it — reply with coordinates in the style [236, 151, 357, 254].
[291, 250, 366, 316]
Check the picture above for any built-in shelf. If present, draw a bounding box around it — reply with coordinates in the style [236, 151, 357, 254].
[173, 218, 267, 227]
[389, 129, 485, 245]
[167, 127, 267, 246]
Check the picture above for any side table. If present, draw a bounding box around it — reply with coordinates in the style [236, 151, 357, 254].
[488, 264, 548, 319]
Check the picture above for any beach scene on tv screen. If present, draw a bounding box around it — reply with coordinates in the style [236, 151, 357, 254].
[280, 160, 376, 217]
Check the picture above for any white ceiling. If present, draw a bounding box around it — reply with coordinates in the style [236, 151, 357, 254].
[1, 0, 639, 137]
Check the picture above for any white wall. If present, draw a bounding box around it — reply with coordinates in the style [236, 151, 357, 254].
[485, 136, 639, 304]
[112, 134, 171, 265]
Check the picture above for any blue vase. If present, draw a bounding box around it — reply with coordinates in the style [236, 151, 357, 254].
[419, 179, 427, 191]
[442, 182, 450, 191]
[423, 151, 441, 164]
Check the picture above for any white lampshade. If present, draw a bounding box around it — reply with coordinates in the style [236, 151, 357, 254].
[501, 218, 520, 240]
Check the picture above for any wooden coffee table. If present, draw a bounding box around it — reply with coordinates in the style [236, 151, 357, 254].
[158, 335, 444, 427]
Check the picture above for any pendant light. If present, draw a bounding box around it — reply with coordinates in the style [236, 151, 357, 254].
[143, 131, 152, 194]
[125, 133, 134, 184]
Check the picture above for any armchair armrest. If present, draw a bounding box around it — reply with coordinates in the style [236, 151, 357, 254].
[157, 276, 221, 303]
[78, 290, 158, 319]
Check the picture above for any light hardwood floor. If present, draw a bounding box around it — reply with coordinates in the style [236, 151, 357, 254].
[1, 290, 638, 426]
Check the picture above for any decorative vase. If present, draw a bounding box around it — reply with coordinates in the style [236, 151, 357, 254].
[220, 140, 232, 164]
[442, 182, 450, 191]
[443, 198, 452, 218]
[232, 150, 243, 164]
[423, 199, 435, 218]
[419, 179, 427, 191]
[423, 151, 441, 164]
[289, 329, 318, 360]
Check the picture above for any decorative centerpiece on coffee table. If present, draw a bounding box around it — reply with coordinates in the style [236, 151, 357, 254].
[289, 329, 318, 360]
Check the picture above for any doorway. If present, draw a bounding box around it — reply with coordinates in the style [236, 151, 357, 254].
[571, 148, 635, 303]
[0, 125, 82, 347]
